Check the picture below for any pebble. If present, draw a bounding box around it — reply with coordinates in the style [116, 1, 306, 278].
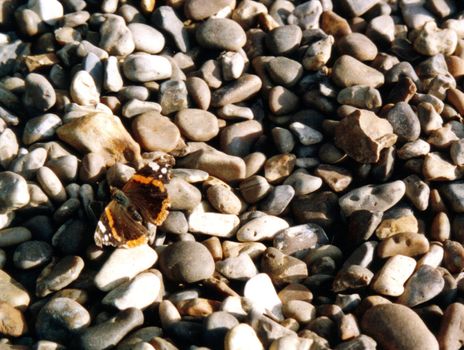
[331, 55, 384, 88]
[211, 74, 262, 107]
[178, 148, 246, 182]
[0, 227, 31, 247]
[0, 301, 27, 337]
[94, 244, 158, 291]
[289, 122, 323, 145]
[70, 70, 100, 106]
[236, 215, 289, 242]
[244, 273, 283, 320]
[35, 297, 90, 344]
[22, 113, 62, 146]
[438, 303, 464, 350]
[336, 33, 378, 62]
[335, 110, 397, 164]
[123, 54, 172, 82]
[13, 240, 53, 269]
[175, 109, 219, 142]
[23, 73, 56, 112]
[29, 0, 63, 25]
[216, 253, 258, 280]
[57, 112, 142, 166]
[268, 86, 299, 115]
[196, 18, 246, 51]
[224, 323, 263, 350]
[207, 185, 242, 215]
[188, 212, 240, 238]
[99, 15, 134, 56]
[339, 180, 406, 217]
[264, 154, 296, 184]
[371, 255, 416, 297]
[377, 232, 430, 258]
[361, 304, 439, 350]
[386, 102, 421, 142]
[152, 6, 189, 53]
[79, 308, 144, 350]
[265, 25, 302, 56]
[36, 166, 67, 203]
[132, 111, 181, 152]
[0, 128, 19, 168]
[102, 271, 161, 310]
[36, 255, 84, 297]
[259, 185, 294, 216]
[166, 177, 202, 211]
[159, 241, 215, 283]
[128, 23, 165, 54]
[104, 56, 123, 93]
[220, 120, 263, 157]
[397, 265, 444, 307]
[267, 57, 303, 87]
[337, 86, 382, 110]
[261, 247, 308, 285]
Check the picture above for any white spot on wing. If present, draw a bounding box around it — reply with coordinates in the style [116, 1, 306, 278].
[97, 221, 106, 233]
[149, 162, 160, 171]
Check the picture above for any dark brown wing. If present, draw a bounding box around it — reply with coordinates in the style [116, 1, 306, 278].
[94, 200, 149, 248]
[122, 175, 170, 226]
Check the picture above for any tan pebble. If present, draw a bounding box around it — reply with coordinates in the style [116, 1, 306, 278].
[430, 212, 451, 242]
[277, 283, 313, 303]
[371, 255, 416, 296]
[375, 214, 419, 239]
[376, 232, 429, 258]
[176, 298, 220, 317]
[264, 154, 296, 184]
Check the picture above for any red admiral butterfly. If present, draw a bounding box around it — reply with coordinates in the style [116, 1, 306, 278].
[94, 158, 172, 248]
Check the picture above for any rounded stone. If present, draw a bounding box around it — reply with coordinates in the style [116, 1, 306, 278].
[265, 25, 302, 55]
[361, 304, 439, 350]
[70, 70, 100, 106]
[336, 33, 378, 62]
[215, 253, 259, 280]
[397, 265, 444, 307]
[196, 18, 246, 51]
[203, 311, 239, 349]
[207, 184, 242, 215]
[132, 111, 181, 152]
[22, 113, 62, 145]
[0, 227, 32, 247]
[13, 240, 53, 269]
[174, 109, 219, 142]
[220, 120, 263, 157]
[128, 23, 165, 54]
[35, 297, 91, 344]
[79, 308, 144, 350]
[102, 271, 162, 310]
[236, 215, 289, 242]
[94, 244, 158, 291]
[36, 166, 67, 203]
[123, 54, 172, 82]
[185, 0, 234, 20]
[36, 256, 85, 297]
[165, 177, 202, 211]
[331, 55, 384, 88]
[225, 323, 263, 350]
[159, 241, 215, 284]
[267, 57, 303, 87]
[0, 301, 27, 337]
[23, 73, 56, 112]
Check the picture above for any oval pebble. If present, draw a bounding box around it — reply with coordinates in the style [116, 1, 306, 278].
[159, 241, 215, 284]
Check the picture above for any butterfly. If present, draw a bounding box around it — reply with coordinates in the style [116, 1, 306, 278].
[94, 158, 172, 248]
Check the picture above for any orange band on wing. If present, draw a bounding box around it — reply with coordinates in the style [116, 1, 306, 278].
[126, 235, 147, 248]
[154, 198, 170, 225]
[131, 175, 166, 192]
[105, 207, 122, 242]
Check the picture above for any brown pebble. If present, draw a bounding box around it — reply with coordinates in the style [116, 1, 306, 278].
[377, 232, 430, 258]
[361, 304, 439, 350]
[438, 303, 464, 350]
[430, 212, 451, 242]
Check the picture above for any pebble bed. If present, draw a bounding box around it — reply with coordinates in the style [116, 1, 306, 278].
[2, 0, 464, 349]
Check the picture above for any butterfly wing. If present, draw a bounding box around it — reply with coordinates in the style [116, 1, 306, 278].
[94, 200, 149, 248]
